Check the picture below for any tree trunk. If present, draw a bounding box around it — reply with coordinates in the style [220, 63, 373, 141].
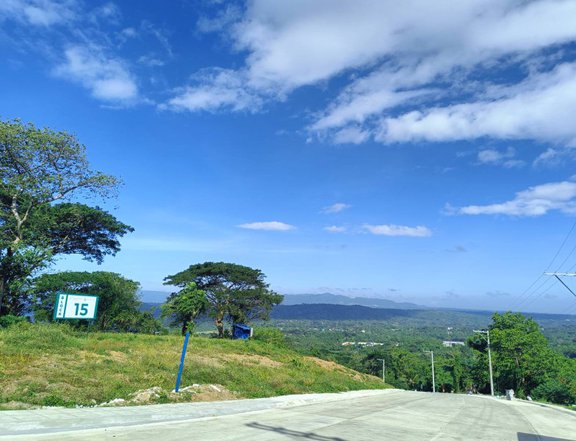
[215, 317, 224, 338]
[0, 276, 5, 316]
[0, 247, 14, 316]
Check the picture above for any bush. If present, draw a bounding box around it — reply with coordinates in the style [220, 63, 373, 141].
[0, 315, 29, 328]
[532, 379, 576, 405]
[252, 327, 286, 346]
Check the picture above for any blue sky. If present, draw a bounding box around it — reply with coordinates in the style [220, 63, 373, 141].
[2, 0, 576, 313]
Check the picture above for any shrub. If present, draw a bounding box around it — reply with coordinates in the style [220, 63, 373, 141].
[0, 315, 29, 328]
[532, 379, 576, 405]
[252, 327, 286, 346]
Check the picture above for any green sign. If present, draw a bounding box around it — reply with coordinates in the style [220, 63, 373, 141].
[53, 293, 99, 320]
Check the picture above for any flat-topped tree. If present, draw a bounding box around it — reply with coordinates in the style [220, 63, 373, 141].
[164, 262, 283, 337]
[0, 119, 133, 315]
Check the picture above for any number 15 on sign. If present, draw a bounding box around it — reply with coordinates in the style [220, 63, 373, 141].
[53, 293, 99, 320]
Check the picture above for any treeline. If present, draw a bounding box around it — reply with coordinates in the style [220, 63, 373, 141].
[0, 262, 283, 337]
[284, 312, 576, 406]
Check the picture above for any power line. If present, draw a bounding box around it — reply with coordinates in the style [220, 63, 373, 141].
[544, 272, 576, 299]
[510, 219, 576, 312]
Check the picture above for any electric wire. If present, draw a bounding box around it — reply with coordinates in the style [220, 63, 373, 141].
[509, 218, 576, 312]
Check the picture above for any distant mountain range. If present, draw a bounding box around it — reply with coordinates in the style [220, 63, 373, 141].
[139, 291, 425, 310]
[139, 290, 171, 303]
[271, 304, 422, 320]
[281, 293, 425, 310]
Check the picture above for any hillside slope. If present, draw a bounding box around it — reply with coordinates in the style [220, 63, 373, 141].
[0, 323, 387, 409]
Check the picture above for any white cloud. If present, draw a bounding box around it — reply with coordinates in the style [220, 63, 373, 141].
[331, 127, 370, 145]
[453, 180, 576, 216]
[322, 203, 351, 214]
[363, 224, 432, 237]
[378, 63, 576, 145]
[169, 0, 576, 149]
[0, 0, 77, 26]
[238, 221, 296, 231]
[53, 46, 138, 102]
[477, 147, 525, 168]
[165, 69, 261, 112]
[324, 225, 347, 233]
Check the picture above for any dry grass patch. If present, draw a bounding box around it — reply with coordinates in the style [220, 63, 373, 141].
[224, 353, 283, 368]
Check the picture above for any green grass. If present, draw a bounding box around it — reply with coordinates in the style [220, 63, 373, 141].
[0, 323, 388, 408]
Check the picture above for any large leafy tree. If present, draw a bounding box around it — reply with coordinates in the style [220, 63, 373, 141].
[0, 119, 132, 315]
[469, 312, 560, 397]
[32, 271, 143, 331]
[164, 262, 283, 337]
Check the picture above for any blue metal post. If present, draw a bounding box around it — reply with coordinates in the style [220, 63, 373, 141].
[174, 332, 190, 393]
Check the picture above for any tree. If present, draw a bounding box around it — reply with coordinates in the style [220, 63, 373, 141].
[108, 310, 163, 334]
[32, 271, 141, 331]
[164, 262, 283, 337]
[161, 282, 208, 335]
[0, 119, 131, 315]
[468, 312, 560, 397]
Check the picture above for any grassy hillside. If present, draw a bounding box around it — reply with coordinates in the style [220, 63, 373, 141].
[0, 323, 388, 409]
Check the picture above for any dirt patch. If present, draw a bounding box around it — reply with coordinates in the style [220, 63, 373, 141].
[304, 357, 346, 372]
[224, 353, 283, 368]
[192, 355, 225, 369]
[130, 386, 164, 404]
[46, 382, 78, 394]
[77, 351, 104, 361]
[175, 384, 237, 402]
[0, 401, 40, 410]
[99, 384, 237, 406]
[107, 351, 127, 362]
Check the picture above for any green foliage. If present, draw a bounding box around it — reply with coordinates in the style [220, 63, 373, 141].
[463, 311, 575, 404]
[164, 262, 283, 337]
[488, 312, 560, 397]
[0, 119, 130, 316]
[532, 379, 576, 405]
[29, 203, 133, 264]
[252, 327, 287, 346]
[0, 321, 82, 353]
[32, 271, 141, 331]
[0, 314, 28, 328]
[161, 282, 208, 335]
[108, 311, 163, 334]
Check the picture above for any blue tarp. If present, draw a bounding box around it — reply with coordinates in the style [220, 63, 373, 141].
[232, 324, 252, 340]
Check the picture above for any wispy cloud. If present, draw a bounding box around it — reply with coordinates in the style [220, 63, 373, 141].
[363, 224, 432, 237]
[53, 45, 138, 102]
[164, 69, 261, 112]
[324, 225, 347, 233]
[238, 221, 296, 231]
[446, 245, 467, 253]
[477, 147, 525, 168]
[322, 203, 351, 214]
[0, 0, 78, 26]
[450, 180, 576, 216]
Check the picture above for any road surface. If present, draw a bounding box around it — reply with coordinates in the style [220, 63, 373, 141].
[1, 390, 574, 440]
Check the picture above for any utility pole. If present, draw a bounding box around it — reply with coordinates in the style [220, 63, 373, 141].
[424, 351, 435, 393]
[544, 272, 576, 298]
[377, 358, 386, 383]
[474, 329, 494, 396]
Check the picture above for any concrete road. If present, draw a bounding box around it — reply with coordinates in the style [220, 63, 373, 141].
[1, 390, 575, 441]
